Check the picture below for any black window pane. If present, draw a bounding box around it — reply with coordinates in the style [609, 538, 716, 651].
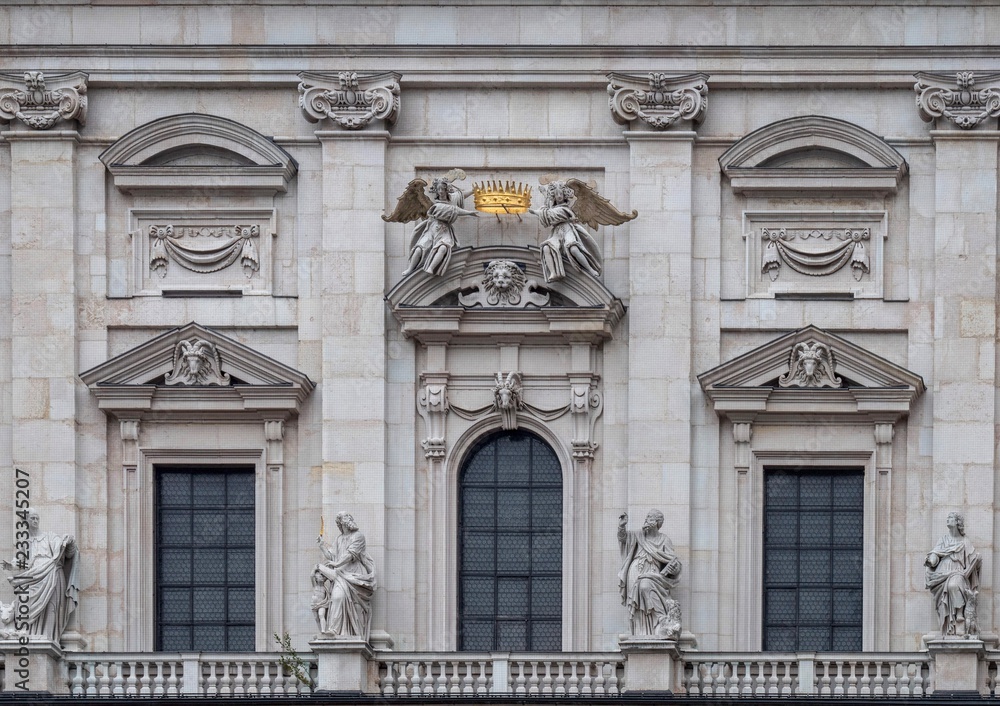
[764, 469, 863, 652]
[531, 490, 561, 530]
[531, 621, 561, 650]
[497, 578, 528, 615]
[192, 473, 226, 507]
[156, 468, 255, 652]
[463, 489, 495, 528]
[458, 431, 562, 650]
[496, 490, 530, 528]
[497, 621, 526, 651]
[462, 533, 495, 573]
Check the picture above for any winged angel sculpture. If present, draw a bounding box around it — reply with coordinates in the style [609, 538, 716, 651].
[383, 169, 479, 277]
[529, 177, 637, 282]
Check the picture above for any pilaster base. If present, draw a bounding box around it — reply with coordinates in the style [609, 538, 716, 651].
[309, 637, 375, 694]
[0, 639, 66, 693]
[618, 635, 681, 694]
[925, 637, 986, 696]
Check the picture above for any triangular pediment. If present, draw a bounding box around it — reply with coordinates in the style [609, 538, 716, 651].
[80, 323, 314, 415]
[385, 245, 625, 344]
[698, 326, 924, 418]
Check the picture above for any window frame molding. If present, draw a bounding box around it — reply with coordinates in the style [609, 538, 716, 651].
[443, 417, 581, 652]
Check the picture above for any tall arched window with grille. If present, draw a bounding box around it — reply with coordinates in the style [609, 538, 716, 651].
[458, 430, 562, 651]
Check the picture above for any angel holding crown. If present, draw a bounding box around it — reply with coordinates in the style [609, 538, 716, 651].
[383, 169, 479, 277]
[528, 177, 637, 283]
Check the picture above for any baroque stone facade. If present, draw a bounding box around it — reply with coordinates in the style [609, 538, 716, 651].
[0, 0, 999, 696]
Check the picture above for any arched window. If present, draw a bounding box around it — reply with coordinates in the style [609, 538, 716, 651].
[458, 430, 562, 651]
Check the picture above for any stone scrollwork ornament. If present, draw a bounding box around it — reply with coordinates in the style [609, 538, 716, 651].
[298, 71, 400, 130]
[165, 338, 231, 386]
[607, 72, 708, 129]
[458, 260, 550, 308]
[0, 71, 88, 130]
[915, 71, 1000, 129]
[384, 169, 479, 277]
[529, 177, 636, 283]
[778, 341, 842, 388]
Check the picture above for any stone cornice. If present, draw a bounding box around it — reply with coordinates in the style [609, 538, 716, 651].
[0, 71, 87, 130]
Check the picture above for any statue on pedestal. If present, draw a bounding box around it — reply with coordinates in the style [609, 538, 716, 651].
[618, 510, 682, 640]
[1, 508, 79, 643]
[926, 511, 981, 637]
[312, 512, 376, 640]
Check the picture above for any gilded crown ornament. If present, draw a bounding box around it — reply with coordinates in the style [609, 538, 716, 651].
[472, 181, 532, 216]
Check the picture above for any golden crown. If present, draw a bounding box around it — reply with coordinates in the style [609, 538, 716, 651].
[472, 180, 532, 215]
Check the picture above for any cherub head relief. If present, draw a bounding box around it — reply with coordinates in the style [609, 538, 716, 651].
[165, 337, 231, 386]
[778, 341, 842, 388]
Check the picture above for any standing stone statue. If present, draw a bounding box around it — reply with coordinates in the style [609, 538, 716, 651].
[618, 510, 682, 640]
[1, 508, 79, 643]
[926, 511, 981, 637]
[313, 512, 376, 640]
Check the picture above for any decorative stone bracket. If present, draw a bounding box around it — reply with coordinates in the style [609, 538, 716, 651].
[298, 71, 400, 129]
[607, 72, 708, 129]
[0, 71, 88, 130]
[915, 71, 1000, 129]
[570, 374, 603, 460]
[417, 374, 450, 459]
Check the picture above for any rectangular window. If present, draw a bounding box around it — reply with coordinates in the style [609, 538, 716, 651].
[155, 467, 255, 651]
[763, 468, 863, 651]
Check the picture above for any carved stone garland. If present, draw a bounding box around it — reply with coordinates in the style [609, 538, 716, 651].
[761, 227, 870, 282]
[298, 71, 400, 129]
[164, 338, 231, 386]
[458, 260, 550, 308]
[607, 72, 708, 129]
[149, 224, 261, 278]
[777, 341, 842, 389]
[0, 71, 88, 130]
[915, 71, 1000, 129]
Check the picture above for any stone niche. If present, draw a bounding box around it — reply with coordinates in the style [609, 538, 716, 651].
[99, 113, 298, 298]
[719, 116, 909, 301]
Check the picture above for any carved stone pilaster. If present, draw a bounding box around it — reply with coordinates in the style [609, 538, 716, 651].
[915, 71, 1000, 129]
[569, 375, 603, 460]
[874, 422, 894, 475]
[0, 71, 88, 130]
[732, 421, 753, 474]
[417, 374, 449, 459]
[607, 72, 708, 129]
[298, 71, 400, 130]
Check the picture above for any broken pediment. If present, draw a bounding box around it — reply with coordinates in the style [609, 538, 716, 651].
[385, 245, 625, 344]
[80, 322, 314, 415]
[697, 325, 925, 418]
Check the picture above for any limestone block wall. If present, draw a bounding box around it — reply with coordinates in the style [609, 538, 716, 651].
[0, 0, 997, 656]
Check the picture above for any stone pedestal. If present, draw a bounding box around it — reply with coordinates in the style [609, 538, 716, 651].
[0, 639, 66, 693]
[618, 636, 682, 694]
[309, 638, 376, 694]
[925, 638, 986, 696]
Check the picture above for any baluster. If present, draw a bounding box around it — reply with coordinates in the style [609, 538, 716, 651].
[514, 661, 526, 695]
[611, 660, 623, 694]
[477, 659, 488, 695]
[69, 661, 83, 695]
[833, 660, 845, 695]
[530, 661, 542, 695]
[846, 661, 858, 695]
[379, 660, 393, 696]
[110, 661, 124, 696]
[763, 660, 776, 695]
[164, 661, 179, 696]
[136, 660, 150, 696]
[819, 661, 832, 695]
[566, 661, 579, 695]
[204, 661, 218, 696]
[753, 660, 764, 696]
[783, 660, 794, 696]
[421, 660, 436, 695]
[222, 660, 235, 695]
[728, 661, 740, 697]
[96, 661, 111, 695]
[886, 660, 898, 696]
[552, 661, 565, 695]
[85, 660, 98, 695]
[914, 661, 926, 696]
[540, 661, 553, 694]
[444, 660, 456, 695]
[898, 661, 912, 696]
[262, 660, 276, 696]
[402, 662, 414, 696]
[858, 660, 870, 696]
[589, 661, 603, 695]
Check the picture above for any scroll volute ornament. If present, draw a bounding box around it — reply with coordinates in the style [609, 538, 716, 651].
[298, 71, 400, 129]
[0, 71, 88, 130]
[607, 72, 708, 129]
[915, 71, 1000, 129]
